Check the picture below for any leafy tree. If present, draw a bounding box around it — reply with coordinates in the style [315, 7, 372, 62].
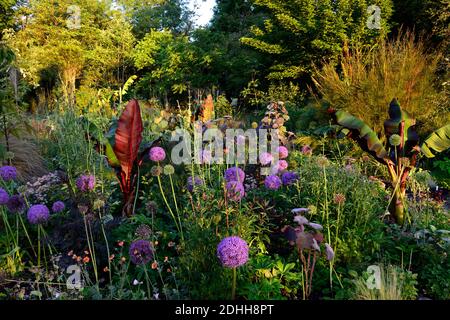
[7, 0, 135, 110]
[241, 0, 393, 85]
[132, 29, 199, 104]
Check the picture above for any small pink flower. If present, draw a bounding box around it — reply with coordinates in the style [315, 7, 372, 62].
[278, 146, 289, 159]
[325, 243, 334, 261]
[259, 152, 273, 165]
[308, 222, 323, 230]
[294, 215, 309, 225]
[149, 147, 166, 162]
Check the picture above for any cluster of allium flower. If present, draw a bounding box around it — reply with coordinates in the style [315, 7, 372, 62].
[149, 146, 166, 162]
[0, 188, 9, 205]
[0, 166, 17, 181]
[6, 195, 26, 213]
[76, 174, 96, 192]
[51, 201, 65, 213]
[224, 167, 245, 183]
[224, 167, 246, 202]
[24, 172, 62, 202]
[281, 171, 299, 186]
[27, 204, 50, 225]
[129, 240, 154, 265]
[259, 152, 273, 166]
[264, 175, 282, 190]
[278, 146, 289, 159]
[217, 236, 249, 268]
[226, 181, 246, 202]
[187, 176, 204, 192]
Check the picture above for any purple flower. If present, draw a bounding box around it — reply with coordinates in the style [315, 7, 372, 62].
[292, 208, 309, 214]
[259, 152, 273, 165]
[149, 147, 166, 162]
[27, 204, 50, 225]
[76, 175, 96, 192]
[264, 175, 282, 190]
[187, 176, 204, 192]
[0, 166, 17, 181]
[0, 188, 9, 205]
[325, 243, 335, 261]
[278, 146, 289, 159]
[129, 239, 154, 265]
[52, 201, 65, 213]
[6, 195, 26, 213]
[281, 171, 299, 186]
[226, 181, 245, 202]
[217, 236, 249, 268]
[224, 167, 245, 183]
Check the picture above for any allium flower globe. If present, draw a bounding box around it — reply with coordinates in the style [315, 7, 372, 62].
[226, 181, 245, 202]
[224, 167, 245, 183]
[0, 166, 17, 181]
[149, 147, 166, 162]
[281, 171, 299, 185]
[27, 204, 50, 225]
[217, 236, 249, 268]
[187, 176, 204, 192]
[264, 175, 282, 190]
[259, 152, 273, 165]
[389, 134, 402, 147]
[129, 240, 154, 265]
[278, 146, 289, 159]
[0, 188, 9, 205]
[52, 201, 65, 213]
[6, 195, 26, 213]
[76, 175, 96, 192]
[276, 160, 288, 171]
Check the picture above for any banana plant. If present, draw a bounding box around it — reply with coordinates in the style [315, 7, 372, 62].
[88, 99, 159, 217]
[332, 98, 450, 224]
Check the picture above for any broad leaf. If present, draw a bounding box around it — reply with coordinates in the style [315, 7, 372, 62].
[384, 98, 419, 150]
[421, 124, 450, 158]
[113, 99, 143, 193]
[335, 110, 388, 160]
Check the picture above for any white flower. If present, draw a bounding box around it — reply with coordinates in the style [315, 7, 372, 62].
[311, 239, 321, 251]
[294, 215, 309, 225]
[325, 243, 335, 261]
[133, 279, 143, 286]
[308, 222, 323, 230]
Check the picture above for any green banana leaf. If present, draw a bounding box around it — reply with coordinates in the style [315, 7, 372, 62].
[384, 98, 419, 149]
[335, 110, 388, 160]
[421, 124, 450, 158]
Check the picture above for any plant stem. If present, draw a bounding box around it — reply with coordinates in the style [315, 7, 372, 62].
[231, 267, 237, 300]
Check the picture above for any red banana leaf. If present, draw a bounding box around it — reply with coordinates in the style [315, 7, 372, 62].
[113, 99, 143, 196]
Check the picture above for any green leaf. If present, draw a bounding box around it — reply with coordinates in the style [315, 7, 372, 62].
[421, 124, 450, 158]
[335, 110, 388, 160]
[383, 98, 419, 149]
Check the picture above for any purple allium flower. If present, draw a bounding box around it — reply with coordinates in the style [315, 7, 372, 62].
[264, 175, 282, 190]
[149, 147, 166, 162]
[76, 175, 96, 192]
[0, 188, 9, 205]
[52, 201, 65, 213]
[226, 181, 245, 202]
[27, 204, 50, 225]
[6, 195, 26, 213]
[224, 166, 245, 183]
[281, 171, 299, 186]
[325, 243, 335, 261]
[217, 236, 249, 268]
[0, 166, 17, 181]
[187, 176, 204, 192]
[278, 146, 289, 159]
[129, 239, 154, 265]
[259, 152, 273, 165]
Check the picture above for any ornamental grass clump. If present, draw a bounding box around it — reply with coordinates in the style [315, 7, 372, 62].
[217, 236, 249, 299]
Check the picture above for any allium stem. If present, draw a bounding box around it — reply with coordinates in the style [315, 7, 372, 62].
[231, 267, 237, 300]
[157, 175, 181, 236]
